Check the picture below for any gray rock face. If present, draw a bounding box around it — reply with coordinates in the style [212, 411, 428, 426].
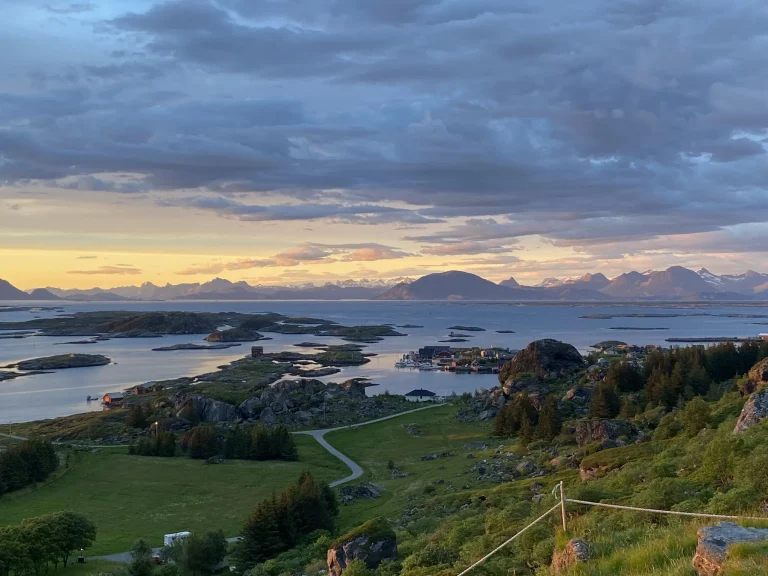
[238, 396, 263, 419]
[744, 357, 768, 394]
[692, 522, 768, 576]
[551, 538, 590, 574]
[177, 395, 237, 422]
[573, 419, 634, 448]
[734, 389, 768, 433]
[259, 406, 278, 427]
[327, 532, 397, 576]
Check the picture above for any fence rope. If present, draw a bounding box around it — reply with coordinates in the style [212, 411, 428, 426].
[565, 498, 768, 522]
[456, 503, 561, 576]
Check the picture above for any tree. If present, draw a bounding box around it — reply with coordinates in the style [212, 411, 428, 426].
[186, 426, 219, 460]
[237, 496, 285, 566]
[171, 531, 227, 576]
[590, 383, 620, 418]
[493, 404, 513, 437]
[0, 526, 28, 576]
[126, 405, 148, 429]
[605, 361, 644, 393]
[20, 517, 58, 575]
[519, 412, 533, 448]
[680, 396, 711, 437]
[129, 539, 154, 576]
[342, 560, 373, 576]
[535, 394, 562, 441]
[50, 511, 96, 567]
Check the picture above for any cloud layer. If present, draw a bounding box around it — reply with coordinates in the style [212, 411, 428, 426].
[3, 0, 768, 280]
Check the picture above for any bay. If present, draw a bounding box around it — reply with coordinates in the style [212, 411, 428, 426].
[0, 300, 765, 424]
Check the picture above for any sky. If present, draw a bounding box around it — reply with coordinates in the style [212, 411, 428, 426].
[3, 0, 768, 289]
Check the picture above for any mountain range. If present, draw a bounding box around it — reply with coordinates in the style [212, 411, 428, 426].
[4, 267, 768, 302]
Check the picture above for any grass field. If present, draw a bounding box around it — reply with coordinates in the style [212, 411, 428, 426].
[0, 436, 347, 555]
[329, 404, 496, 531]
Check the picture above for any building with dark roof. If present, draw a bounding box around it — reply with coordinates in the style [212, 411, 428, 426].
[404, 389, 438, 402]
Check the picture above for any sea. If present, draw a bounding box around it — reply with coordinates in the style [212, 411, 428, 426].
[1, 300, 767, 425]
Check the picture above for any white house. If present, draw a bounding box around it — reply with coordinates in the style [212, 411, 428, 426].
[404, 389, 438, 402]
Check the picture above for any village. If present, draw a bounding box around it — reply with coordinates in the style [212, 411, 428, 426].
[395, 345, 516, 374]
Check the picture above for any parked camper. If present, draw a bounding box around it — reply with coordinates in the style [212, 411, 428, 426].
[163, 531, 191, 547]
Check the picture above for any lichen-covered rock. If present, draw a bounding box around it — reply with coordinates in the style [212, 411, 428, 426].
[692, 522, 768, 576]
[499, 339, 584, 384]
[573, 419, 634, 448]
[734, 389, 768, 433]
[259, 406, 278, 427]
[552, 538, 590, 574]
[327, 519, 397, 576]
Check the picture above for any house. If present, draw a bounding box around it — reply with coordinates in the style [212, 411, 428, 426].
[418, 346, 451, 359]
[404, 389, 438, 402]
[131, 382, 161, 395]
[102, 392, 124, 405]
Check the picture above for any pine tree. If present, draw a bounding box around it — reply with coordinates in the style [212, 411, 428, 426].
[535, 394, 562, 441]
[590, 383, 620, 418]
[493, 404, 512, 437]
[237, 495, 286, 566]
[519, 412, 533, 448]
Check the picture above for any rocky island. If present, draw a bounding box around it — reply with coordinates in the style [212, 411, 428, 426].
[3, 353, 111, 371]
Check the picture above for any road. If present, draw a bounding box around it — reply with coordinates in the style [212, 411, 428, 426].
[293, 403, 446, 487]
[93, 537, 242, 564]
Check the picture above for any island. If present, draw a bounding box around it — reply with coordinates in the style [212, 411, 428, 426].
[3, 354, 111, 371]
[397, 324, 423, 328]
[448, 325, 486, 332]
[0, 311, 405, 343]
[496, 330, 515, 334]
[609, 327, 670, 331]
[152, 343, 242, 351]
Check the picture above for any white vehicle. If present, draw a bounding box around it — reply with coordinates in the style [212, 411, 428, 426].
[163, 532, 191, 547]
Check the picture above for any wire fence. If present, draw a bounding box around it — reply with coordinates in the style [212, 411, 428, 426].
[456, 481, 768, 575]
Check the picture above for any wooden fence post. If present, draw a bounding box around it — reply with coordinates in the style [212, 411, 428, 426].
[559, 481, 567, 532]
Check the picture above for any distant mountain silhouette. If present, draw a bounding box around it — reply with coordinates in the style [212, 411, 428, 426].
[377, 271, 540, 300]
[27, 288, 62, 301]
[0, 279, 32, 301]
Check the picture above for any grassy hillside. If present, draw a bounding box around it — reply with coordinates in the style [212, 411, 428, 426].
[0, 436, 346, 555]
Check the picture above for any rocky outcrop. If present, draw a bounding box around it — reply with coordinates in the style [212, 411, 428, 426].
[499, 339, 584, 384]
[692, 522, 768, 576]
[176, 395, 237, 422]
[573, 419, 635, 448]
[204, 328, 264, 342]
[552, 538, 590, 574]
[327, 519, 397, 576]
[743, 357, 768, 394]
[734, 389, 768, 433]
[9, 353, 110, 371]
[340, 483, 382, 503]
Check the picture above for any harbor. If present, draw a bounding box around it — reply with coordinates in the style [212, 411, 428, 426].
[394, 345, 516, 374]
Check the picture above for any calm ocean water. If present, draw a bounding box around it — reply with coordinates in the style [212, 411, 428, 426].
[1, 300, 766, 424]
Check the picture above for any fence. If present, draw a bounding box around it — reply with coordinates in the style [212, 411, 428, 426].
[456, 481, 768, 575]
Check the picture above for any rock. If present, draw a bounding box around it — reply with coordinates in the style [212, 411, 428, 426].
[462, 441, 488, 450]
[692, 522, 768, 576]
[259, 406, 278, 427]
[733, 389, 768, 433]
[467, 453, 475, 459]
[551, 538, 590, 574]
[421, 452, 454, 461]
[176, 395, 237, 422]
[573, 419, 635, 448]
[339, 483, 383, 503]
[563, 386, 592, 403]
[516, 461, 535, 476]
[204, 455, 226, 465]
[402, 424, 422, 436]
[499, 339, 584, 384]
[390, 469, 408, 479]
[327, 519, 397, 576]
[744, 357, 768, 394]
[238, 396, 264, 419]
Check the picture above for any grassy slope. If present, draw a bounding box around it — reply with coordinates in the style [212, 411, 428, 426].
[0, 436, 346, 555]
[330, 405, 495, 531]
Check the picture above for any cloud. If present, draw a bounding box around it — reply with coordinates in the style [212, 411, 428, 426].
[68, 265, 142, 275]
[45, 3, 94, 14]
[76, 255, 97, 259]
[4, 0, 768, 274]
[176, 242, 411, 275]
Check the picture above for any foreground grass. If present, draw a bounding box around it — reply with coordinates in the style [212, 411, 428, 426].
[329, 404, 495, 531]
[0, 436, 346, 555]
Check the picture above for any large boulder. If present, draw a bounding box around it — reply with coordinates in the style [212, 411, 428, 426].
[573, 419, 634, 448]
[733, 389, 768, 433]
[551, 538, 590, 574]
[339, 483, 382, 504]
[692, 522, 768, 576]
[176, 395, 237, 422]
[327, 519, 397, 576]
[238, 396, 264, 419]
[499, 339, 584, 384]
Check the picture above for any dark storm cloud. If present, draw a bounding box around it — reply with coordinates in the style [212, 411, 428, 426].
[2, 0, 768, 256]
